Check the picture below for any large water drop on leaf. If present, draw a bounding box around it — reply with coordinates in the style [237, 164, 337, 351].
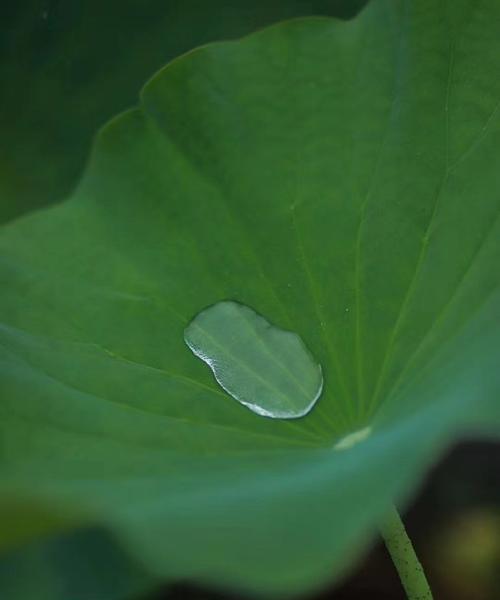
[184, 301, 323, 418]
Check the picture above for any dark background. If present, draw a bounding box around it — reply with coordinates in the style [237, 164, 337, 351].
[1, 2, 499, 598]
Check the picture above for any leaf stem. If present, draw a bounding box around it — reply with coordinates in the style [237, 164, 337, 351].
[380, 504, 433, 599]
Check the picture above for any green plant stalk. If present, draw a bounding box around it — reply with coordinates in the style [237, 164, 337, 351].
[380, 505, 433, 600]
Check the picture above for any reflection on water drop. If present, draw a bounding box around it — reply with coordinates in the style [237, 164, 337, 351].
[184, 300, 323, 419]
[334, 426, 372, 450]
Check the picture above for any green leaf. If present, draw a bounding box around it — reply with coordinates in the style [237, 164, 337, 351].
[1, 0, 500, 598]
[0, 0, 366, 223]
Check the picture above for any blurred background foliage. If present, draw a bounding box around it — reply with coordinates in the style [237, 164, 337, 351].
[1, 1, 499, 598]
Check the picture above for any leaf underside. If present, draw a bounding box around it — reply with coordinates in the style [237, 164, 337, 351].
[1, 0, 500, 597]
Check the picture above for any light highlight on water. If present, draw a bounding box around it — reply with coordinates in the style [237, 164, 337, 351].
[334, 426, 372, 450]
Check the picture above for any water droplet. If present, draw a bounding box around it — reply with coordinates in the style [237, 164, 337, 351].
[334, 426, 372, 450]
[184, 300, 323, 419]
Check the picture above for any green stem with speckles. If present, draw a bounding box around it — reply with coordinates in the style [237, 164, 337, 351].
[380, 504, 433, 600]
